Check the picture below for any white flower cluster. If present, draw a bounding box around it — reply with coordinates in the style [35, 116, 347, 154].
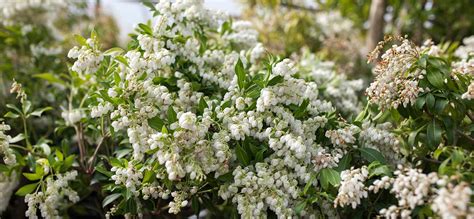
[367, 38, 425, 110]
[462, 81, 474, 100]
[325, 126, 358, 148]
[454, 35, 474, 60]
[0, 123, 16, 165]
[431, 182, 474, 219]
[30, 44, 63, 57]
[334, 166, 368, 209]
[222, 21, 259, 50]
[452, 35, 474, 100]
[0, 172, 19, 213]
[297, 51, 363, 116]
[25, 170, 79, 219]
[73, 0, 374, 217]
[359, 122, 401, 164]
[111, 163, 143, 197]
[219, 161, 301, 218]
[141, 184, 170, 201]
[0, 0, 66, 25]
[378, 167, 439, 218]
[68, 38, 104, 75]
[61, 108, 83, 126]
[315, 11, 354, 39]
[366, 166, 473, 219]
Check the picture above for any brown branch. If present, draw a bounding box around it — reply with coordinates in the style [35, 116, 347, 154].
[74, 124, 86, 170]
[457, 130, 474, 144]
[87, 133, 110, 174]
[366, 0, 386, 52]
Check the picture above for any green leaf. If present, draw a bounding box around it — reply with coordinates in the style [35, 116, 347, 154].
[255, 149, 265, 162]
[161, 125, 168, 134]
[438, 158, 451, 175]
[4, 111, 19, 119]
[221, 100, 232, 109]
[115, 56, 129, 67]
[74, 34, 88, 46]
[30, 107, 53, 117]
[235, 145, 250, 166]
[294, 99, 309, 118]
[442, 116, 455, 145]
[336, 153, 352, 171]
[142, 169, 154, 183]
[9, 133, 25, 143]
[15, 183, 38, 196]
[369, 165, 391, 178]
[138, 23, 153, 35]
[63, 155, 75, 170]
[359, 147, 386, 164]
[142, 0, 156, 11]
[415, 96, 426, 110]
[197, 97, 208, 115]
[267, 75, 284, 86]
[427, 70, 445, 89]
[427, 119, 442, 149]
[303, 174, 316, 195]
[104, 47, 124, 56]
[148, 115, 164, 131]
[295, 201, 306, 215]
[55, 149, 64, 161]
[167, 107, 177, 124]
[115, 148, 132, 159]
[235, 58, 246, 90]
[451, 149, 464, 165]
[22, 101, 32, 114]
[95, 165, 113, 177]
[418, 55, 427, 68]
[426, 93, 435, 110]
[434, 99, 448, 114]
[192, 196, 200, 215]
[102, 193, 122, 207]
[6, 104, 21, 114]
[0, 164, 8, 172]
[354, 105, 369, 122]
[23, 172, 42, 181]
[220, 21, 231, 35]
[320, 168, 341, 189]
[33, 73, 66, 86]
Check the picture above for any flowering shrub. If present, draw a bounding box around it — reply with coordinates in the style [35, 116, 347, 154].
[0, 0, 118, 115]
[0, 0, 473, 218]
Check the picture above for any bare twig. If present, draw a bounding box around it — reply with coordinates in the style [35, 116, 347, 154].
[87, 133, 110, 174]
[457, 130, 474, 144]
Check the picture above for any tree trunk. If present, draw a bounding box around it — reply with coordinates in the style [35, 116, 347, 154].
[366, 0, 386, 53]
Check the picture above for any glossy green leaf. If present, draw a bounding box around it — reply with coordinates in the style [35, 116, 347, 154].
[359, 147, 386, 164]
[320, 168, 340, 188]
[235, 58, 246, 90]
[148, 115, 164, 131]
[426, 93, 435, 110]
[427, 70, 445, 89]
[235, 145, 250, 166]
[15, 183, 38, 196]
[427, 119, 442, 149]
[102, 193, 122, 207]
[23, 172, 42, 181]
[167, 107, 177, 124]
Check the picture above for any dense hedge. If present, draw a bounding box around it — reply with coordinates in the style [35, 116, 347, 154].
[0, 0, 473, 218]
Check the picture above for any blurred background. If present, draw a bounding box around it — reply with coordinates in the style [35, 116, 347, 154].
[89, 0, 242, 43]
[1, 0, 473, 107]
[86, 0, 474, 76]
